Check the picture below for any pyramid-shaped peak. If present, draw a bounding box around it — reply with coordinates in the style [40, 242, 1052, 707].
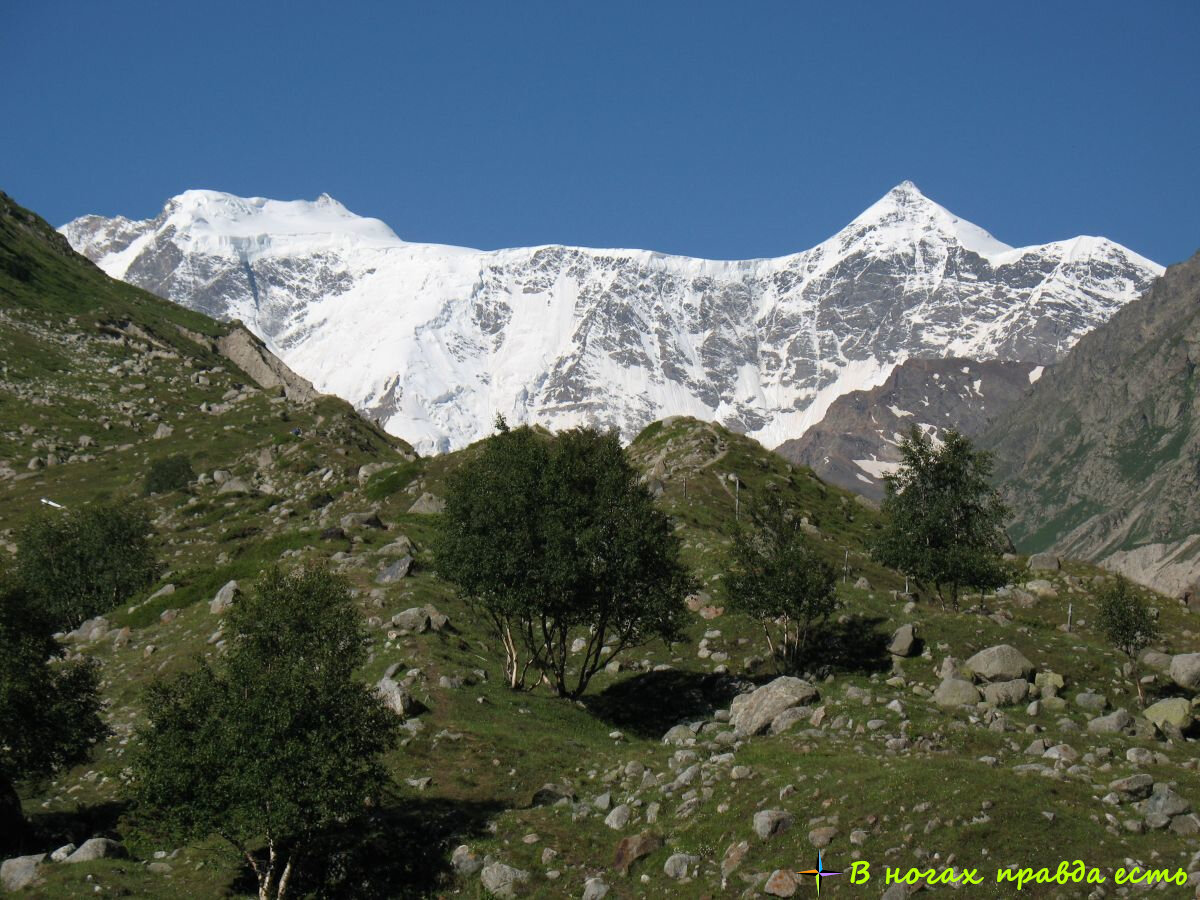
[848, 182, 1013, 259]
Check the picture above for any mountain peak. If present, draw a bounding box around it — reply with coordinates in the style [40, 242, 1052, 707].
[846, 182, 1013, 260]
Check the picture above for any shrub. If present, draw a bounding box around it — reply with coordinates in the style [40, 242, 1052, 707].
[15, 501, 160, 628]
[144, 454, 195, 495]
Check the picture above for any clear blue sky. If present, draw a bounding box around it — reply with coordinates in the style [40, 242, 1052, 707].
[2, 1, 1197, 264]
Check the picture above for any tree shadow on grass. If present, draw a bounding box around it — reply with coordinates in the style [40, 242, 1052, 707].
[14, 799, 129, 856]
[582, 670, 753, 739]
[804, 614, 894, 676]
[232, 794, 507, 899]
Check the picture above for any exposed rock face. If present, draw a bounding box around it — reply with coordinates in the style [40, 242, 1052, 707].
[63, 184, 1160, 456]
[776, 357, 1043, 500]
[216, 326, 318, 403]
[984, 251, 1200, 597]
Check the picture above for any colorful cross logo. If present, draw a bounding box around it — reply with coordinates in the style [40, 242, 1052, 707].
[797, 850, 842, 894]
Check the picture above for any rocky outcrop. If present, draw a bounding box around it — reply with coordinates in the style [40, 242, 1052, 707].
[216, 325, 318, 403]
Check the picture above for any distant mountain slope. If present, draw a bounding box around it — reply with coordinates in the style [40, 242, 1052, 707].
[0, 189, 408, 535]
[62, 183, 1161, 455]
[984, 251, 1200, 596]
[777, 357, 1043, 501]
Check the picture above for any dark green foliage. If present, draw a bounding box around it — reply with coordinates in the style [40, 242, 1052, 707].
[0, 581, 107, 842]
[144, 454, 196, 495]
[133, 565, 399, 900]
[15, 501, 160, 628]
[1095, 576, 1160, 658]
[873, 428, 1009, 610]
[725, 496, 838, 672]
[436, 426, 693, 698]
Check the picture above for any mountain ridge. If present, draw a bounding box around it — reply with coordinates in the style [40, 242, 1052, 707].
[63, 183, 1163, 455]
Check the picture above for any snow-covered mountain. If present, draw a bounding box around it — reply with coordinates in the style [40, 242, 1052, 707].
[62, 182, 1163, 455]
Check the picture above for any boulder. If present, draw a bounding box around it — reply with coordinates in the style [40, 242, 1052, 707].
[479, 862, 529, 897]
[934, 678, 981, 707]
[1, 855, 44, 892]
[982, 679, 1029, 707]
[888, 623, 918, 657]
[1109, 774, 1153, 800]
[375, 556, 413, 584]
[729, 677, 819, 736]
[1142, 788, 1191, 818]
[1074, 691, 1108, 712]
[1139, 649, 1173, 673]
[753, 809, 794, 840]
[769, 706, 812, 735]
[531, 784, 575, 807]
[612, 831, 661, 874]
[357, 462, 391, 485]
[764, 869, 798, 897]
[340, 510, 385, 531]
[1087, 709, 1133, 734]
[376, 674, 425, 719]
[451, 844, 483, 876]
[217, 476, 252, 495]
[391, 607, 430, 633]
[604, 804, 631, 830]
[1170, 653, 1200, 692]
[423, 605, 450, 632]
[209, 580, 239, 615]
[1028, 552, 1061, 571]
[663, 853, 698, 879]
[582, 877, 609, 900]
[1143, 697, 1193, 730]
[64, 838, 127, 863]
[378, 536, 415, 556]
[408, 493, 446, 515]
[965, 644, 1034, 682]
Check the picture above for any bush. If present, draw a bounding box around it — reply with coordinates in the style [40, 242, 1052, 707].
[15, 501, 160, 628]
[1095, 575, 1160, 705]
[144, 454, 195, 495]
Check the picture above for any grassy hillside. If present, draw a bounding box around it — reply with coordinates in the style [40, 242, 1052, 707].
[3, 192, 1200, 897]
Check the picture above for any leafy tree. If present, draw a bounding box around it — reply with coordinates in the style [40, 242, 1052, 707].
[873, 427, 1010, 611]
[725, 496, 838, 672]
[144, 454, 195, 495]
[436, 425, 693, 697]
[15, 501, 160, 628]
[133, 566, 399, 900]
[0, 581, 107, 846]
[1095, 575, 1160, 706]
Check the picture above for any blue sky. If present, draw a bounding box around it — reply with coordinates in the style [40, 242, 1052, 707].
[2, 1, 1197, 263]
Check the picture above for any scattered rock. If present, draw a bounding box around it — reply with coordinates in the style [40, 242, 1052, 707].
[1028, 552, 1061, 571]
[965, 644, 1034, 682]
[376, 556, 414, 584]
[888, 623, 918, 657]
[340, 510, 385, 531]
[392, 607, 431, 633]
[451, 845, 483, 876]
[730, 677, 819, 736]
[934, 678, 981, 708]
[764, 868, 798, 897]
[753, 809, 794, 840]
[1170, 653, 1200, 692]
[1, 855, 45, 892]
[64, 838, 127, 863]
[408, 493, 446, 515]
[612, 832, 661, 875]
[1087, 709, 1133, 734]
[663, 853, 698, 879]
[1144, 697, 1193, 730]
[480, 861, 529, 897]
[981, 678, 1029, 707]
[209, 580, 239, 615]
[604, 804, 631, 830]
[582, 877, 609, 900]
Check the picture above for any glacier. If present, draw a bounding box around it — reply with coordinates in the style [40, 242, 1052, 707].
[62, 182, 1163, 455]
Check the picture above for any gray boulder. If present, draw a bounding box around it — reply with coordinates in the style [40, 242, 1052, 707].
[582, 877, 610, 900]
[209, 580, 239, 615]
[480, 861, 529, 897]
[1028, 552, 1061, 571]
[1074, 691, 1108, 712]
[340, 510, 385, 531]
[376, 673, 425, 719]
[663, 853, 698, 879]
[1170, 653, 1200, 692]
[981, 679, 1029, 707]
[1087, 709, 1133, 734]
[64, 838, 127, 863]
[965, 644, 1034, 682]
[730, 677, 819, 736]
[753, 809, 794, 840]
[375, 556, 413, 584]
[450, 844, 482, 876]
[888, 623, 918, 657]
[934, 678, 981, 707]
[217, 476, 251, 495]
[1, 855, 45, 892]
[391, 607, 430, 633]
[378, 536, 415, 556]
